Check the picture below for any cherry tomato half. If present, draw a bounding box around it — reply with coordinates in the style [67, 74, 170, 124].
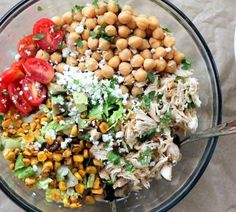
[21, 77, 47, 106]
[8, 81, 33, 115]
[0, 61, 25, 85]
[0, 83, 11, 113]
[33, 18, 63, 52]
[17, 34, 38, 58]
[23, 58, 55, 84]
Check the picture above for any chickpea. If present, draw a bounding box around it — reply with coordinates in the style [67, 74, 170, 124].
[174, 50, 185, 64]
[66, 56, 78, 66]
[139, 39, 150, 50]
[95, 2, 107, 15]
[107, 2, 119, 13]
[85, 18, 97, 29]
[97, 16, 105, 25]
[94, 69, 103, 80]
[116, 38, 128, 50]
[148, 16, 160, 30]
[140, 49, 152, 59]
[120, 85, 129, 94]
[166, 60, 177, 73]
[88, 37, 99, 50]
[105, 25, 117, 36]
[134, 28, 146, 38]
[164, 49, 174, 60]
[99, 38, 111, 51]
[126, 17, 137, 29]
[103, 50, 114, 61]
[152, 27, 164, 40]
[77, 40, 88, 54]
[86, 58, 98, 71]
[149, 38, 161, 48]
[50, 52, 62, 64]
[101, 65, 114, 78]
[78, 62, 86, 71]
[73, 12, 83, 22]
[156, 59, 167, 72]
[143, 58, 156, 71]
[135, 16, 149, 30]
[92, 52, 102, 61]
[82, 6, 96, 18]
[56, 63, 65, 73]
[124, 74, 135, 86]
[108, 56, 120, 69]
[62, 12, 73, 24]
[35, 49, 49, 61]
[104, 11, 117, 25]
[130, 54, 144, 68]
[51, 16, 64, 26]
[119, 62, 132, 76]
[163, 36, 176, 47]
[128, 36, 143, 49]
[70, 21, 79, 32]
[131, 86, 143, 97]
[119, 48, 132, 62]
[133, 68, 147, 82]
[118, 26, 131, 38]
[82, 29, 90, 40]
[118, 11, 132, 24]
[68, 32, 80, 43]
[155, 47, 167, 58]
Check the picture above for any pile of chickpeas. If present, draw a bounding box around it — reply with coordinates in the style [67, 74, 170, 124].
[33, 1, 187, 98]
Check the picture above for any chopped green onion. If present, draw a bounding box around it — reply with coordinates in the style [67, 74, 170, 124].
[76, 39, 83, 49]
[181, 58, 191, 70]
[53, 25, 61, 31]
[58, 41, 64, 48]
[107, 151, 121, 165]
[32, 33, 45, 40]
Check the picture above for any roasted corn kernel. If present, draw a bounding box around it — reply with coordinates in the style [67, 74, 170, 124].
[73, 155, 84, 163]
[75, 184, 84, 194]
[86, 166, 97, 174]
[99, 122, 109, 133]
[70, 125, 78, 137]
[91, 188, 103, 195]
[59, 181, 67, 191]
[37, 151, 47, 162]
[93, 159, 103, 167]
[74, 172, 83, 181]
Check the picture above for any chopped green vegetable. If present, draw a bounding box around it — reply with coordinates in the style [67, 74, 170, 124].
[0, 136, 22, 150]
[76, 39, 83, 49]
[58, 41, 64, 48]
[175, 76, 185, 83]
[71, 5, 84, 14]
[37, 6, 43, 11]
[105, 179, 113, 185]
[87, 174, 95, 188]
[137, 128, 157, 142]
[1, 89, 8, 95]
[14, 154, 25, 171]
[45, 189, 66, 203]
[14, 166, 36, 180]
[53, 25, 61, 31]
[141, 91, 156, 110]
[161, 110, 172, 129]
[37, 178, 53, 190]
[0, 144, 4, 151]
[147, 72, 155, 83]
[138, 148, 152, 165]
[107, 151, 121, 165]
[113, 0, 121, 10]
[103, 0, 108, 4]
[90, 25, 115, 42]
[73, 92, 88, 113]
[89, 104, 103, 120]
[56, 166, 78, 187]
[124, 163, 135, 172]
[162, 27, 171, 33]
[0, 114, 4, 129]
[41, 120, 73, 135]
[78, 133, 90, 141]
[181, 58, 191, 70]
[32, 33, 45, 40]
[92, 0, 99, 8]
[83, 176, 87, 189]
[108, 100, 124, 125]
[79, 119, 89, 128]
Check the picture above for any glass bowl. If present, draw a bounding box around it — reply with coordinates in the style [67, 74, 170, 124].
[0, 0, 222, 211]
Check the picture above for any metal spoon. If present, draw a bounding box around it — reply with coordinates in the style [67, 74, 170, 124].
[180, 120, 236, 146]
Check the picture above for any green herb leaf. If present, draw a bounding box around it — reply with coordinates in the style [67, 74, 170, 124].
[76, 39, 83, 49]
[181, 58, 191, 70]
[0, 144, 4, 151]
[92, 0, 99, 8]
[187, 101, 196, 109]
[58, 41, 64, 48]
[141, 91, 156, 110]
[147, 72, 155, 83]
[90, 25, 115, 42]
[107, 151, 121, 165]
[1, 89, 8, 95]
[124, 163, 135, 172]
[113, 0, 121, 10]
[137, 128, 157, 142]
[162, 27, 171, 33]
[53, 25, 61, 31]
[14, 154, 25, 171]
[71, 5, 84, 14]
[161, 110, 172, 129]
[103, 0, 108, 4]
[32, 33, 45, 40]
[90, 31, 98, 39]
[174, 76, 185, 83]
[14, 166, 35, 180]
[138, 148, 152, 165]
[37, 6, 43, 12]
[105, 179, 113, 185]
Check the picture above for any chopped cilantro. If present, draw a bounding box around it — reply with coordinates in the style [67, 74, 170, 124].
[141, 91, 156, 110]
[175, 76, 185, 83]
[90, 31, 98, 39]
[0, 144, 4, 151]
[110, 78, 119, 88]
[137, 128, 157, 142]
[76, 39, 83, 49]
[71, 5, 84, 14]
[124, 163, 135, 172]
[162, 27, 171, 33]
[181, 58, 191, 70]
[113, 0, 121, 10]
[58, 41, 64, 48]
[157, 93, 163, 102]
[1, 89, 8, 95]
[37, 6, 43, 12]
[105, 179, 113, 185]
[53, 25, 61, 31]
[107, 151, 121, 165]
[161, 110, 172, 129]
[90, 25, 115, 42]
[32, 33, 45, 40]
[92, 0, 99, 8]
[138, 148, 152, 165]
[187, 101, 196, 109]
[147, 72, 155, 83]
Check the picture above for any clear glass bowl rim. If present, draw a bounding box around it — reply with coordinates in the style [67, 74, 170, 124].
[0, 0, 222, 211]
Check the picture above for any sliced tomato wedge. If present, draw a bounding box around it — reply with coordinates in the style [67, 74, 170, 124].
[8, 81, 33, 115]
[21, 77, 47, 106]
[23, 58, 55, 84]
[17, 34, 38, 58]
[33, 18, 63, 52]
[0, 61, 25, 85]
[0, 83, 11, 113]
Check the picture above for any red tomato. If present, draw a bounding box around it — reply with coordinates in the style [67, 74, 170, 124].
[17, 34, 38, 58]
[23, 58, 54, 84]
[33, 18, 63, 52]
[21, 77, 47, 106]
[0, 62, 25, 85]
[0, 83, 11, 113]
[8, 81, 33, 115]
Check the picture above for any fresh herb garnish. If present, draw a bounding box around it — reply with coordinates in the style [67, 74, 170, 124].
[92, 0, 99, 8]
[37, 6, 43, 12]
[0, 144, 4, 151]
[181, 58, 191, 70]
[157, 93, 163, 102]
[162, 27, 171, 33]
[76, 39, 83, 49]
[187, 101, 196, 109]
[53, 25, 61, 31]
[90, 25, 115, 42]
[161, 110, 172, 129]
[147, 72, 155, 83]
[137, 128, 157, 142]
[174, 76, 185, 83]
[124, 163, 135, 172]
[71, 5, 84, 14]
[1, 89, 8, 95]
[138, 148, 152, 165]
[105, 179, 113, 185]
[107, 151, 121, 165]
[113, 0, 121, 10]
[142, 91, 156, 110]
[32, 33, 45, 40]
[58, 41, 64, 48]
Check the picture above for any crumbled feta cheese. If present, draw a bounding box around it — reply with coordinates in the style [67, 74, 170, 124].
[32, 165, 38, 172]
[33, 142, 42, 150]
[116, 131, 124, 139]
[61, 138, 72, 149]
[62, 48, 70, 58]
[165, 47, 172, 52]
[45, 129, 56, 140]
[75, 25, 84, 34]
[15, 54, 21, 61]
[102, 134, 114, 142]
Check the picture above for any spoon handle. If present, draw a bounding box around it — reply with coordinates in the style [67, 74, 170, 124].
[181, 120, 236, 146]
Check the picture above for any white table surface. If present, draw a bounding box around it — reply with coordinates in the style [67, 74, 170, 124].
[0, 1, 236, 212]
